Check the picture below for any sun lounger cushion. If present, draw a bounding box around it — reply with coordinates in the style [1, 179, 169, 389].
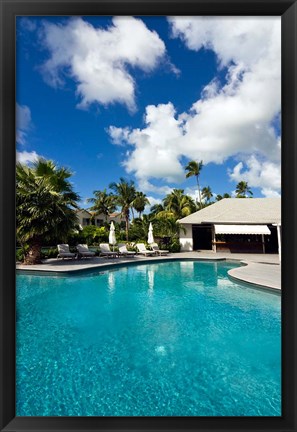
[136, 243, 156, 256]
[57, 244, 76, 258]
[77, 244, 95, 257]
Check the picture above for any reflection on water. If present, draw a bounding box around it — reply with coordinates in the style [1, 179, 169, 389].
[108, 272, 115, 292]
[147, 269, 154, 292]
[179, 261, 194, 272]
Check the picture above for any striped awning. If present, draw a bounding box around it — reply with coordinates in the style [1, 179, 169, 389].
[214, 224, 271, 235]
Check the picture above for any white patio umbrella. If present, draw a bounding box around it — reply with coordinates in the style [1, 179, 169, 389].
[148, 222, 154, 245]
[109, 221, 117, 251]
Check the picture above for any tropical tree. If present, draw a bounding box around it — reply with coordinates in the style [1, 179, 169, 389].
[87, 189, 117, 222]
[160, 189, 196, 220]
[201, 186, 213, 205]
[185, 160, 203, 209]
[149, 203, 165, 216]
[16, 159, 80, 265]
[153, 215, 186, 238]
[216, 193, 231, 201]
[133, 191, 150, 218]
[129, 214, 152, 241]
[235, 181, 253, 198]
[109, 177, 136, 241]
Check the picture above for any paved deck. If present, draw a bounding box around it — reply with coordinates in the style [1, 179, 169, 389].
[16, 251, 281, 291]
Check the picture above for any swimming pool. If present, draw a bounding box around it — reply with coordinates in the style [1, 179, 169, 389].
[16, 260, 281, 416]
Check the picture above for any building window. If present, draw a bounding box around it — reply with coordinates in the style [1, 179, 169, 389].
[82, 218, 90, 226]
[96, 219, 104, 226]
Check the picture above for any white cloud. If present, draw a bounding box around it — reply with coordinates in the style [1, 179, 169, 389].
[108, 126, 132, 146]
[16, 105, 42, 166]
[260, 188, 281, 198]
[16, 151, 40, 164]
[109, 102, 186, 184]
[16, 104, 32, 145]
[168, 16, 281, 164]
[168, 16, 280, 69]
[146, 196, 162, 207]
[108, 17, 281, 196]
[137, 178, 173, 196]
[228, 155, 281, 196]
[40, 17, 166, 111]
[144, 196, 163, 213]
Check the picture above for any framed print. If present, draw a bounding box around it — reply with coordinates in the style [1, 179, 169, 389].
[1, 0, 297, 431]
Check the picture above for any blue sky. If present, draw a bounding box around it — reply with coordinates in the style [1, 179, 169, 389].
[16, 16, 281, 209]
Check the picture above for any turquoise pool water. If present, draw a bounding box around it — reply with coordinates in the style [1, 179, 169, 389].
[16, 260, 281, 416]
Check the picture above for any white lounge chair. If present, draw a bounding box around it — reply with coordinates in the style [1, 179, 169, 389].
[76, 244, 95, 259]
[136, 243, 156, 256]
[99, 243, 119, 258]
[118, 244, 136, 257]
[150, 242, 169, 256]
[57, 244, 76, 260]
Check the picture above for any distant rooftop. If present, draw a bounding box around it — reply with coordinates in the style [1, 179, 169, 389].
[178, 198, 281, 225]
[109, 212, 122, 217]
[76, 209, 122, 217]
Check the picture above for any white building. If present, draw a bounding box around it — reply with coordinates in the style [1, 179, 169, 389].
[178, 198, 281, 256]
[76, 209, 125, 228]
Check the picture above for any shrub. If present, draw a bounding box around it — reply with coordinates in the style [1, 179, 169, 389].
[126, 224, 145, 241]
[117, 230, 128, 242]
[41, 247, 59, 258]
[16, 248, 24, 262]
[125, 242, 137, 251]
[16, 243, 30, 262]
[75, 225, 109, 245]
[168, 239, 181, 253]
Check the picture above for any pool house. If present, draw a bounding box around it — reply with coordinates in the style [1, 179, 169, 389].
[178, 198, 281, 256]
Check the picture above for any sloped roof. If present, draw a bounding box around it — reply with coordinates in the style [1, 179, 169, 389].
[76, 209, 92, 216]
[178, 198, 281, 225]
[109, 212, 122, 217]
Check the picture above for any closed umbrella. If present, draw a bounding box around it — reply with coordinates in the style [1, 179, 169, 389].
[109, 221, 117, 251]
[148, 222, 154, 245]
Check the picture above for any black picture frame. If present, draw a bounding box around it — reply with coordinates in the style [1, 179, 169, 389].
[1, 0, 296, 431]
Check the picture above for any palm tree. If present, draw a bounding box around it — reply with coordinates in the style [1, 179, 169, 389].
[149, 203, 165, 216]
[201, 186, 213, 205]
[161, 189, 196, 220]
[235, 181, 253, 198]
[133, 191, 150, 218]
[16, 159, 80, 265]
[216, 193, 231, 201]
[185, 160, 203, 209]
[109, 177, 136, 241]
[87, 189, 117, 222]
[129, 214, 152, 240]
[153, 215, 186, 238]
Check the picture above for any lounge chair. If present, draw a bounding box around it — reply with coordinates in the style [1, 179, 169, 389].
[136, 243, 156, 256]
[57, 244, 76, 260]
[99, 243, 119, 258]
[76, 244, 95, 259]
[150, 242, 169, 256]
[118, 244, 136, 257]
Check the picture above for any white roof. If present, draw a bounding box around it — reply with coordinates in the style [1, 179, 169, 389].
[214, 224, 271, 235]
[178, 198, 281, 225]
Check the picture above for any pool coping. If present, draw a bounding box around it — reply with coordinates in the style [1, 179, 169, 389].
[16, 256, 227, 276]
[228, 261, 281, 292]
[16, 254, 281, 291]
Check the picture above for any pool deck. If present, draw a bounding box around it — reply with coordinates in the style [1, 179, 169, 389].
[16, 251, 281, 291]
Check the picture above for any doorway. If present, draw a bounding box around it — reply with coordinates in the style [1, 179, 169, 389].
[192, 224, 212, 250]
